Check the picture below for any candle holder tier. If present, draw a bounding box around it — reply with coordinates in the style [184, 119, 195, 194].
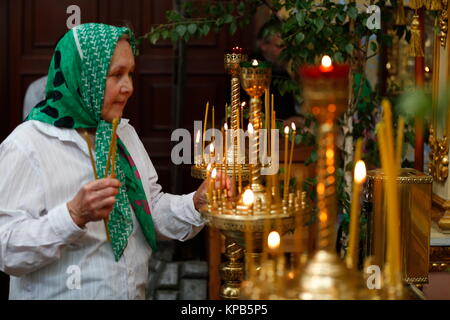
[190, 163, 250, 180]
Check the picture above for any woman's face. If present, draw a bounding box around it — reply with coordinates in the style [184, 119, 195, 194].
[102, 39, 135, 122]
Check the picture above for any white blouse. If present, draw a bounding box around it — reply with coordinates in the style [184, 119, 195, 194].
[0, 119, 204, 299]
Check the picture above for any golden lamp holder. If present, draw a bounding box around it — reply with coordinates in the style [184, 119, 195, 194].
[295, 62, 364, 299]
[199, 60, 302, 299]
[191, 49, 250, 181]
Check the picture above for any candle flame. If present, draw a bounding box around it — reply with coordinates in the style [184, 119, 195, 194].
[195, 130, 201, 143]
[224, 123, 228, 130]
[284, 126, 290, 135]
[248, 123, 254, 134]
[252, 59, 259, 66]
[242, 189, 255, 206]
[291, 122, 296, 131]
[241, 101, 246, 107]
[354, 160, 367, 183]
[211, 167, 217, 179]
[207, 163, 212, 171]
[321, 55, 332, 68]
[267, 231, 280, 250]
[210, 143, 215, 153]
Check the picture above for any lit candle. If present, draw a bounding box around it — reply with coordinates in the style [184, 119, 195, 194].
[286, 122, 296, 199]
[283, 126, 290, 200]
[267, 231, 281, 258]
[252, 59, 258, 67]
[319, 55, 333, 73]
[346, 138, 365, 270]
[202, 101, 209, 165]
[242, 189, 255, 215]
[210, 143, 215, 164]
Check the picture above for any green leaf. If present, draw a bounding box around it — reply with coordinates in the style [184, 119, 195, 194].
[176, 25, 187, 37]
[187, 24, 197, 35]
[370, 41, 378, 52]
[347, 6, 358, 20]
[296, 11, 306, 26]
[229, 22, 237, 35]
[161, 30, 169, 40]
[238, 2, 246, 15]
[345, 43, 354, 54]
[202, 24, 210, 36]
[333, 51, 344, 63]
[149, 32, 159, 44]
[295, 32, 305, 44]
[314, 18, 324, 33]
[223, 14, 234, 24]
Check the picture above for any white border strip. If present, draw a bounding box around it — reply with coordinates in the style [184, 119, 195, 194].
[72, 26, 84, 60]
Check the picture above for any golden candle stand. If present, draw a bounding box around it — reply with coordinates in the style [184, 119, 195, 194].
[199, 59, 303, 299]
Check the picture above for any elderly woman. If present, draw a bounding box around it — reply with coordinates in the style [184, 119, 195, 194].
[0, 23, 224, 299]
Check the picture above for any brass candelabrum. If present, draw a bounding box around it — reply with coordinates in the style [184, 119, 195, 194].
[199, 59, 303, 299]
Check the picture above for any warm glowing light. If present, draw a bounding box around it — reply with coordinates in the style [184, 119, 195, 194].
[242, 189, 255, 206]
[267, 231, 280, 250]
[317, 182, 325, 195]
[207, 163, 212, 171]
[195, 130, 201, 143]
[425, 66, 430, 73]
[312, 106, 321, 115]
[291, 122, 296, 131]
[211, 167, 217, 179]
[327, 166, 335, 174]
[224, 123, 228, 130]
[284, 126, 290, 135]
[327, 104, 336, 113]
[210, 143, 215, 153]
[320, 55, 333, 72]
[326, 149, 334, 160]
[248, 123, 254, 134]
[252, 59, 259, 67]
[319, 210, 328, 222]
[288, 271, 295, 279]
[354, 160, 367, 183]
[241, 101, 246, 107]
[321, 55, 332, 67]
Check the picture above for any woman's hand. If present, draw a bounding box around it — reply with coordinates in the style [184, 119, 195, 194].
[193, 172, 235, 211]
[67, 178, 121, 227]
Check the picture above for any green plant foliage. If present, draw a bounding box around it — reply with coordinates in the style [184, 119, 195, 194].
[138, 0, 414, 250]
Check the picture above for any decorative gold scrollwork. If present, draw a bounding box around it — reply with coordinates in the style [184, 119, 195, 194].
[429, 126, 449, 182]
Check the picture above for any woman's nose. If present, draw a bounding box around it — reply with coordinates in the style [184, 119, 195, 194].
[121, 77, 133, 95]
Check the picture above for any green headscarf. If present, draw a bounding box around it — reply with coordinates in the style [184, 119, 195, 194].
[27, 23, 157, 261]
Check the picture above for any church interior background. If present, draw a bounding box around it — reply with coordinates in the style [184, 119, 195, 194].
[1, 0, 450, 300]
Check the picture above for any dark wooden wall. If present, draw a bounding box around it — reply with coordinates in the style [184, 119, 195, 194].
[0, 0, 255, 299]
